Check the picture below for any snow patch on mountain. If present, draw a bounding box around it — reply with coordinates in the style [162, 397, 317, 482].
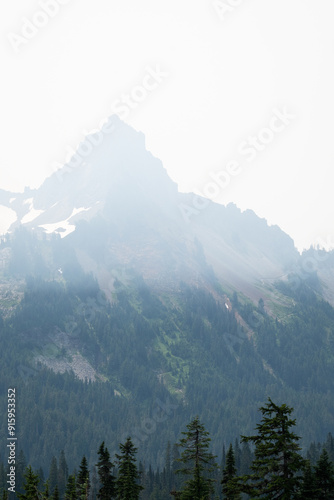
[71, 207, 91, 217]
[38, 207, 91, 238]
[39, 221, 76, 238]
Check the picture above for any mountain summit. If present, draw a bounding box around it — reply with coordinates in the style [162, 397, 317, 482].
[1, 116, 299, 299]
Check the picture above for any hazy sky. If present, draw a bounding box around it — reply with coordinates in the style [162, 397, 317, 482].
[1, 0, 333, 251]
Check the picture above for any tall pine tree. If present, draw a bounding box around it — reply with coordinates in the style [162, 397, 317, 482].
[48, 457, 58, 496]
[238, 398, 305, 499]
[17, 466, 40, 500]
[173, 416, 217, 499]
[96, 441, 116, 499]
[221, 444, 241, 500]
[314, 449, 334, 499]
[58, 450, 68, 499]
[52, 485, 59, 500]
[298, 460, 317, 499]
[42, 480, 50, 499]
[115, 437, 143, 500]
[65, 474, 76, 500]
[77, 456, 90, 499]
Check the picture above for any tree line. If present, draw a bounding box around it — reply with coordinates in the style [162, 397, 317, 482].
[1, 399, 334, 499]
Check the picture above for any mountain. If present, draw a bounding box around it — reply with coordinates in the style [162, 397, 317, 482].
[1, 115, 300, 302]
[0, 116, 334, 479]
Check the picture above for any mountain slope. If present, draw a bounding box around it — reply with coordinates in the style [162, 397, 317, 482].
[0, 116, 334, 475]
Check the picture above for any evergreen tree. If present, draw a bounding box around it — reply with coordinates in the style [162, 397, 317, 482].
[52, 485, 59, 500]
[314, 449, 334, 499]
[43, 480, 50, 499]
[58, 450, 68, 499]
[96, 441, 116, 499]
[238, 398, 305, 499]
[65, 474, 76, 500]
[77, 456, 90, 499]
[298, 461, 317, 499]
[221, 444, 241, 500]
[173, 416, 217, 499]
[17, 466, 40, 500]
[48, 457, 58, 495]
[115, 437, 143, 500]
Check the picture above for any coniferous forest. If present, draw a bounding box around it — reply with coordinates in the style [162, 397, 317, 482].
[1, 399, 334, 498]
[1, 231, 334, 498]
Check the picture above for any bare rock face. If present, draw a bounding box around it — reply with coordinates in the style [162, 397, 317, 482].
[32, 327, 99, 382]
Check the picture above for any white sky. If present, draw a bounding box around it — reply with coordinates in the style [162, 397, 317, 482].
[1, 0, 333, 251]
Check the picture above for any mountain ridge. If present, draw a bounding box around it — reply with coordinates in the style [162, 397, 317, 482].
[0, 115, 305, 306]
